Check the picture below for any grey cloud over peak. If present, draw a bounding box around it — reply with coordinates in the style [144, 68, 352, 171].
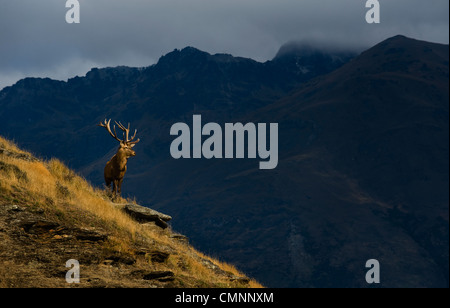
[0, 0, 448, 90]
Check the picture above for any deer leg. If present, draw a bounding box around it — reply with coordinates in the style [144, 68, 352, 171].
[112, 180, 118, 197]
[117, 178, 124, 196]
[105, 178, 111, 192]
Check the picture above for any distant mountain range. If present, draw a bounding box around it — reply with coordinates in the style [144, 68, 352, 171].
[0, 35, 448, 287]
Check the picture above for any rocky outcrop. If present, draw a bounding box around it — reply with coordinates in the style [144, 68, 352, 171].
[0, 200, 255, 287]
[6, 205, 108, 243]
[147, 250, 170, 263]
[118, 203, 172, 229]
[131, 270, 175, 282]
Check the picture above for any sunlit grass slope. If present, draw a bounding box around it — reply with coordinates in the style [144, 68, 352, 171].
[0, 135, 263, 288]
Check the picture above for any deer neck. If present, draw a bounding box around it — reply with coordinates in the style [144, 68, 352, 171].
[113, 149, 129, 169]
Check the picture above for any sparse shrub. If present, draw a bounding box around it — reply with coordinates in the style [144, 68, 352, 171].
[0, 161, 28, 182]
[56, 181, 71, 199]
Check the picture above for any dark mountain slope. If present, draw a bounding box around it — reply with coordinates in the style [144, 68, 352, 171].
[258, 35, 449, 286]
[144, 36, 449, 287]
[265, 35, 449, 215]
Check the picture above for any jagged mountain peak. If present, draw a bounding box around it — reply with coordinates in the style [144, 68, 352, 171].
[156, 46, 257, 68]
[157, 46, 209, 65]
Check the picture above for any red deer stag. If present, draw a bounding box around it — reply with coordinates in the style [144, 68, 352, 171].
[98, 119, 140, 198]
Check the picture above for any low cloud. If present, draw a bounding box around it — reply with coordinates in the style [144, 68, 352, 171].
[0, 0, 448, 89]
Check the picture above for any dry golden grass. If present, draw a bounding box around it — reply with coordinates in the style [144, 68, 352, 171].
[0, 135, 263, 288]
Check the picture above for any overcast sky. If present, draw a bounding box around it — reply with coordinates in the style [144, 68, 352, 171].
[0, 0, 448, 90]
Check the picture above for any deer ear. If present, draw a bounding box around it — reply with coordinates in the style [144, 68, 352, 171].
[130, 143, 136, 148]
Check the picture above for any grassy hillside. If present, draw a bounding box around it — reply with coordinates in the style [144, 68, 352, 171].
[0, 135, 262, 288]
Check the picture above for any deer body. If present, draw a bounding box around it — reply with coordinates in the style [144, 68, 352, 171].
[98, 119, 140, 198]
[104, 145, 135, 196]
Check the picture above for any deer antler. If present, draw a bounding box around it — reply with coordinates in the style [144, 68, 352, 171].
[98, 119, 123, 143]
[115, 121, 140, 145]
[98, 119, 140, 145]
